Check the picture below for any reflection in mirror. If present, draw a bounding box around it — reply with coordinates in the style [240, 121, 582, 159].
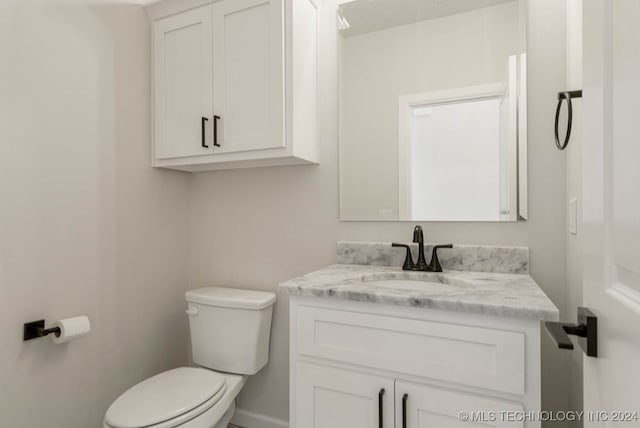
[401, 89, 507, 221]
[339, 0, 527, 222]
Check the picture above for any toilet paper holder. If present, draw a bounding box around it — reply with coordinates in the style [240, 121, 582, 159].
[23, 320, 61, 341]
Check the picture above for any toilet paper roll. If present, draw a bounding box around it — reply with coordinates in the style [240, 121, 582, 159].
[52, 316, 91, 344]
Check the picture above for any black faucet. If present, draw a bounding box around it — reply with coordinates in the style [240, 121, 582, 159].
[392, 226, 453, 272]
[412, 226, 428, 270]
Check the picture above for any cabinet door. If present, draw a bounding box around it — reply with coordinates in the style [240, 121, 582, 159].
[212, 0, 285, 154]
[153, 6, 213, 159]
[396, 381, 524, 428]
[295, 362, 395, 428]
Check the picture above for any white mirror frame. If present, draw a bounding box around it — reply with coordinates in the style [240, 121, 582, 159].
[518, 53, 528, 220]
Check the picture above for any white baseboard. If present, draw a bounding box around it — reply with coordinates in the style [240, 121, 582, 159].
[231, 408, 289, 428]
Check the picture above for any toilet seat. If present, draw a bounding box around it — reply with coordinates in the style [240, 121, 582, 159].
[104, 367, 227, 428]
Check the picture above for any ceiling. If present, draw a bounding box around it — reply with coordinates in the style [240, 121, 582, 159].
[339, 0, 516, 37]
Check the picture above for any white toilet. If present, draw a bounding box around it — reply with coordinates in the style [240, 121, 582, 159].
[103, 287, 276, 428]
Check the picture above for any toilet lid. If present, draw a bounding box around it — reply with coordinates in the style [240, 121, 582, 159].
[105, 367, 227, 428]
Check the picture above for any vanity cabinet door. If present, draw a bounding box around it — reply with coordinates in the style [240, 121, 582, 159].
[153, 5, 213, 159]
[395, 381, 524, 428]
[295, 362, 395, 428]
[211, 0, 285, 154]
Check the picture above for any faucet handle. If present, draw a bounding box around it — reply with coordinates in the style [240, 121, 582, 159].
[392, 243, 415, 271]
[428, 244, 453, 272]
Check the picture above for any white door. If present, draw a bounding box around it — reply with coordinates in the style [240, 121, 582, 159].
[582, 0, 640, 426]
[212, 0, 285, 154]
[153, 6, 213, 159]
[395, 381, 524, 428]
[295, 362, 395, 428]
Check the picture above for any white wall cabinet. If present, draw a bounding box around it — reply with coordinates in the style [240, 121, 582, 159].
[152, 6, 213, 160]
[146, 0, 319, 171]
[290, 297, 542, 428]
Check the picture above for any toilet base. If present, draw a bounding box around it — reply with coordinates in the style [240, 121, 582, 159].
[214, 401, 235, 428]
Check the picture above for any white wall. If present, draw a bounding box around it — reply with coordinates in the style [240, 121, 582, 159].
[0, 1, 573, 426]
[189, 0, 570, 425]
[340, 2, 520, 220]
[0, 1, 190, 426]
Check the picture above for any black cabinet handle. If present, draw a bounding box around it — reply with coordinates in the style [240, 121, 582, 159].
[201, 117, 209, 148]
[402, 393, 408, 428]
[213, 115, 221, 147]
[378, 388, 385, 428]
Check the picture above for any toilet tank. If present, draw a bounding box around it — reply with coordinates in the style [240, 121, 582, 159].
[185, 287, 276, 375]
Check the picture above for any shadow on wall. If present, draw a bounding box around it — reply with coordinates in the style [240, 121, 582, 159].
[0, 1, 189, 427]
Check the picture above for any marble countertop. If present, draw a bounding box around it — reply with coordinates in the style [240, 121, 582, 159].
[279, 264, 559, 321]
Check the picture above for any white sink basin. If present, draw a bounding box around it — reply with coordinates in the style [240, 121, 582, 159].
[360, 272, 470, 291]
[363, 278, 451, 291]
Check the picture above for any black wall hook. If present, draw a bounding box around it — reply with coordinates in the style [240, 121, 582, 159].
[23, 320, 61, 341]
[554, 90, 582, 150]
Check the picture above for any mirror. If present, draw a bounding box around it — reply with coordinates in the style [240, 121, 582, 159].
[339, 0, 528, 221]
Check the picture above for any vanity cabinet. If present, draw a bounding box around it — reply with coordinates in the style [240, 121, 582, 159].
[396, 381, 523, 428]
[295, 364, 523, 428]
[296, 362, 395, 428]
[146, 0, 319, 171]
[290, 297, 541, 428]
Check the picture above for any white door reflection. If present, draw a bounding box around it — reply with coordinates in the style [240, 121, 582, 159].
[408, 99, 502, 221]
[397, 77, 519, 222]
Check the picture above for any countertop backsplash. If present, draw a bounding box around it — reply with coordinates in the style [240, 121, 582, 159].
[337, 241, 529, 274]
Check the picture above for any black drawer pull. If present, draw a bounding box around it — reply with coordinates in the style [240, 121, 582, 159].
[201, 117, 209, 148]
[402, 393, 408, 428]
[213, 115, 221, 147]
[378, 388, 385, 428]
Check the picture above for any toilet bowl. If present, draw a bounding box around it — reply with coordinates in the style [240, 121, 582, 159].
[104, 287, 276, 428]
[104, 368, 245, 428]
